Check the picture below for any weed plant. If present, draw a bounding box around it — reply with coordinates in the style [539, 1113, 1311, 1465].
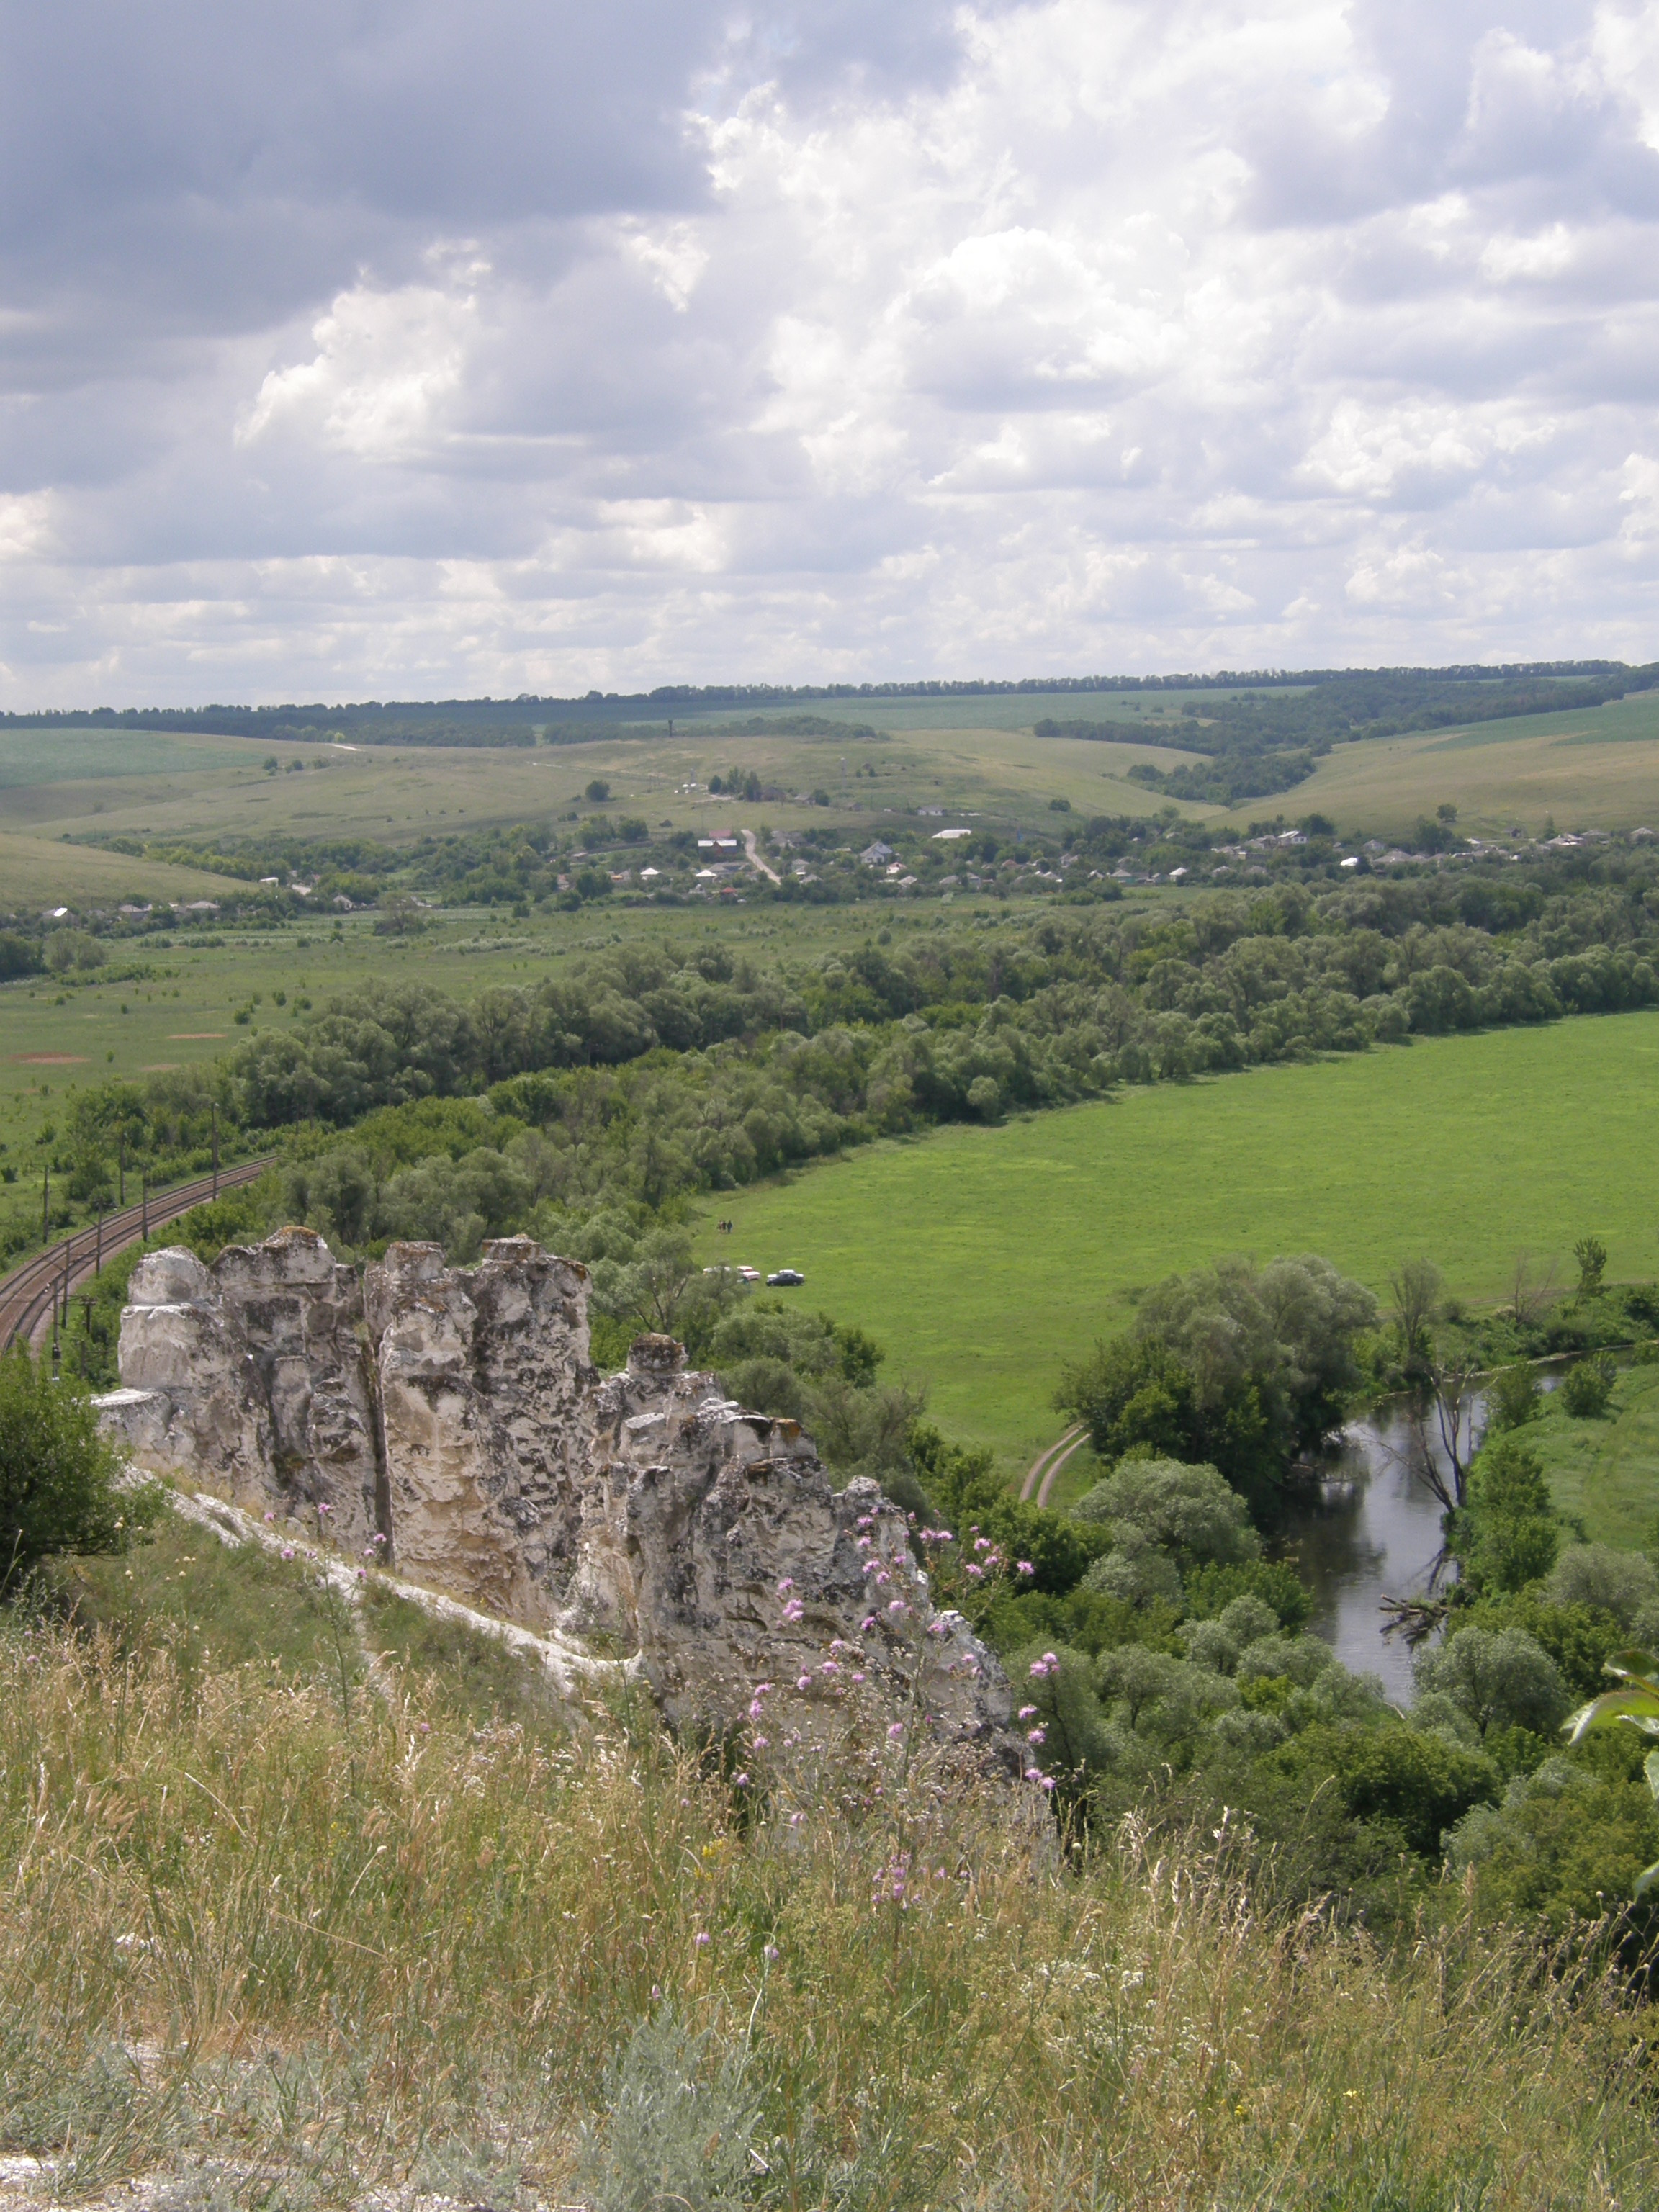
[1, 1555, 1656, 2211]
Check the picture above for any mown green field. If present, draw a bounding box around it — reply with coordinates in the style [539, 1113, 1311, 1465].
[709, 1012, 1659, 1473]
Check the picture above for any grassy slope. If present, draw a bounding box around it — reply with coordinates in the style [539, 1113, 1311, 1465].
[1520, 1365, 1659, 1550]
[5, 1529, 1650, 2209]
[1300, 688, 1659, 840]
[711, 1012, 1659, 1473]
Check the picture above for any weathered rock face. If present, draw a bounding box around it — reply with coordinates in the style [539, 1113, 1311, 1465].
[111, 1228, 382, 1550]
[364, 1237, 595, 1626]
[570, 1336, 1012, 1765]
[102, 1228, 1015, 1766]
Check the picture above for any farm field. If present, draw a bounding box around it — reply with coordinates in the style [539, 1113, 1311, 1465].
[0, 709, 1215, 866]
[707, 1011, 1659, 1477]
[1300, 687, 1659, 839]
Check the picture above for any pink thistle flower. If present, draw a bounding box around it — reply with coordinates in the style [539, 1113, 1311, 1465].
[764, 1943, 780, 1962]
[264, 1511, 275, 1524]
[1043, 1651, 1058, 1665]
[796, 1674, 813, 1691]
[820, 1660, 840, 1675]
[1027, 1727, 1046, 1744]
[418, 1720, 431, 1733]
[926, 1620, 948, 1638]
[695, 1931, 711, 1948]
[734, 1772, 750, 1787]
[964, 1563, 984, 1579]
[752, 1735, 769, 1749]
[1025, 1766, 1043, 1783]
[852, 1671, 866, 1683]
[279, 1545, 295, 1560]
[776, 1577, 796, 1595]
[886, 1722, 904, 1740]
[860, 1614, 877, 1632]
[1018, 1704, 1038, 1719]
[1017, 1560, 1035, 1575]
[876, 1571, 891, 1586]
[887, 1598, 907, 1615]
[316, 1501, 331, 1516]
[1041, 1775, 1056, 1791]
[974, 1537, 992, 1552]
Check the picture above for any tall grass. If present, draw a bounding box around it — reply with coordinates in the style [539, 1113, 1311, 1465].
[2, 1574, 1656, 2210]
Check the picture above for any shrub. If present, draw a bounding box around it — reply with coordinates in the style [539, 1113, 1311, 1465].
[1561, 1354, 1616, 1418]
[1484, 1362, 1540, 1431]
[576, 2005, 759, 2212]
[0, 1352, 156, 1586]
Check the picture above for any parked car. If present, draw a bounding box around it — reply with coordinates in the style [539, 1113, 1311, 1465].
[766, 1268, 805, 1287]
[737, 1265, 762, 1282]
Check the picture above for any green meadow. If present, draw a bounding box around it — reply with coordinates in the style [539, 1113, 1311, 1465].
[709, 1011, 1659, 1474]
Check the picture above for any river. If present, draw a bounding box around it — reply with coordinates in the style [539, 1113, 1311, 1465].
[1274, 1393, 1491, 1704]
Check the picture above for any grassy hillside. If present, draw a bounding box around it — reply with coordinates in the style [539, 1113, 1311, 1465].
[1299, 688, 1659, 840]
[4, 1527, 1653, 2210]
[709, 1012, 1659, 1472]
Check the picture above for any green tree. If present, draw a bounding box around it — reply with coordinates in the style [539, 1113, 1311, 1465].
[1561, 1354, 1616, 1418]
[1453, 1433, 1561, 1594]
[1573, 1236, 1609, 1299]
[0, 1352, 158, 1587]
[1071, 1456, 1259, 1570]
[1413, 1625, 1569, 1740]
[1485, 1362, 1540, 1432]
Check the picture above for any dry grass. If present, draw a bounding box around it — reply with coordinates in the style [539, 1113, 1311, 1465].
[2, 1584, 1656, 2211]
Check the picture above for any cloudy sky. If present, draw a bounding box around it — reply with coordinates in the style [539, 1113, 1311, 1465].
[2, 0, 1657, 704]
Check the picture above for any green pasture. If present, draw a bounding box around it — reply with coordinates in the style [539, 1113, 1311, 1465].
[1520, 1366, 1659, 1552]
[706, 1012, 1659, 1475]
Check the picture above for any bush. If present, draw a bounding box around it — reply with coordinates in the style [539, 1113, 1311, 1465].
[1485, 1362, 1540, 1431]
[0, 1352, 156, 1586]
[1561, 1354, 1616, 1419]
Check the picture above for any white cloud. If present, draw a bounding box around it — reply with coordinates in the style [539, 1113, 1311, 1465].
[2, 0, 1658, 702]
[238, 281, 479, 459]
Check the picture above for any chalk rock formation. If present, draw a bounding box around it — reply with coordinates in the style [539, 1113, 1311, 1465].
[109, 1228, 382, 1551]
[364, 1237, 595, 1627]
[100, 1227, 1015, 1767]
[570, 1334, 1012, 1762]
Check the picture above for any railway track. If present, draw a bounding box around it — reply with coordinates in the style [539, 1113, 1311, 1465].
[0, 1156, 276, 1355]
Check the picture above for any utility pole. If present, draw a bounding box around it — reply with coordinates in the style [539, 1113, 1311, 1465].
[141, 1172, 148, 1241]
[41, 1163, 48, 1245]
[118, 1133, 125, 1206]
[96, 1208, 103, 1272]
[212, 1101, 219, 1198]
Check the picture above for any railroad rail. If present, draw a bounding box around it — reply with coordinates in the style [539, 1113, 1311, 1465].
[0, 1156, 276, 1355]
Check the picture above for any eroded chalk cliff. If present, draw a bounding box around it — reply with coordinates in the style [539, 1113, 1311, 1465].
[99, 1228, 1014, 1769]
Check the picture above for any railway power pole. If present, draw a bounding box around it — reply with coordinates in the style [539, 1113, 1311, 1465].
[41, 1164, 48, 1245]
[211, 1102, 220, 1199]
[96, 1209, 103, 1272]
[118, 1133, 125, 1206]
[141, 1173, 148, 1241]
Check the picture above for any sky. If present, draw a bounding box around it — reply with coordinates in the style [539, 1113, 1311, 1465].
[1, 0, 1657, 705]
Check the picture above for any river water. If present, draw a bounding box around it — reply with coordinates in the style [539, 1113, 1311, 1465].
[1274, 1395, 1486, 1705]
